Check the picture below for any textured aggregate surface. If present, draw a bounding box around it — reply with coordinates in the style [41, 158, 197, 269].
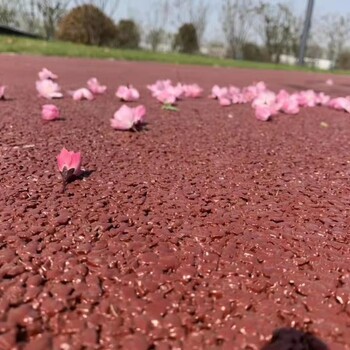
[1, 55, 350, 349]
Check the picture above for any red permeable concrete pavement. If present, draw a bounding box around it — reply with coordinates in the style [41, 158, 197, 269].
[0, 55, 350, 349]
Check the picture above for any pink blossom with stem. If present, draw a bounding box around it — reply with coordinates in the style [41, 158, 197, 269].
[56, 148, 82, 192]
[42, 104, 60, 121]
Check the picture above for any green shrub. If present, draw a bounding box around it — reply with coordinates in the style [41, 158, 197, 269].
[336, 51, 350, 70]
[173, 23, 199, 54]
[57, 5, 117, 46]
[116, 19, 140, 49]
[242, 42, 270, 62]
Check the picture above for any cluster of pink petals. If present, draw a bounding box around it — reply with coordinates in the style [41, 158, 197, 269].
[42, 104, 60, 121]
[110, 105, 146, 131]
[116, 85, 140, 102]
[147, 80, 203, 105]
[209, 80, 339, 121]
[36, 79, 63, 99]
[87, 78, 107, 95]
[0, 85, 5, 100]
[57, 148, 82, 176]
[38, 68, 58, 81]
[253, 88, 333, 121]
[210, 82, 268, 107]
[71, 88, 94, 101]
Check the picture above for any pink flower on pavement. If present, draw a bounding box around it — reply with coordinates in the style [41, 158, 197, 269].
[252, 91, 276, 109]
[255, 105, 272, 121]
[116, 85, 140, 102]
[219, 96, 231, 106]
[231, 93, 246, 104]
[156, 90, 177, 105]
[280, 97, 300, 115]
[57, 148, 82, 191]
[0, 85, 6, 100]
[42, 104, 60, 121]
[87, 78, 107, 95]
[38, 68, 58, 81]
[147, 79, 172, 95]
[209, 85, 232, 106]
[326, 79, 334, 86]
[328, 97, 350, 113]
[36, 79, 63, 99]
[210, 85, 228, 99]
[255, 81, 267, 93]
[297, 90, 317, 107]
[71, 88, 94, 101]
[316, 92, 330, 106]
[276, 90, 299, 115]
[110, 104, 146, 131]
[182, 84, 203, 98]
[229, 86, 240, 95]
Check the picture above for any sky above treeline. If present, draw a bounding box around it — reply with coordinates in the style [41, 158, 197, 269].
[98, 0, 350, 42]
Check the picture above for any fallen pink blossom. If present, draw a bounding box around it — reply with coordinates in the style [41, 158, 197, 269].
[219, 96, 231, 106]
[326, 79, 334, 86]
[38, 68, 58, 81]
[255, 105, 272, 121]
[210, 85, 228, 99]
[328, 97, 350, 112]
[71, 88, 94, 101]
[316, 92, 330, 106]
[36, 79, 63, 99]
[57, 148, 82, 191]
[116, 85, 140, 102]
[111, 104, 146, 131]
[0, 85, 6, 100]
[252, 91, 276, 109]
[280, 97, 300, 115]
[147, 79, 172, 95]
[155, 89, 177, 105]
[182, 84, 203, 98]
[297, 90, 317, 107]
[87, 78, 107, 95]
[42, 104, 60, 121]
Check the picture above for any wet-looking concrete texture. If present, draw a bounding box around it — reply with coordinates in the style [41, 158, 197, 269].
[0, 55, 349, 349]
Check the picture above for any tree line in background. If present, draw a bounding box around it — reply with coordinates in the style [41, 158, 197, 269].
[1, 0, 350, 69]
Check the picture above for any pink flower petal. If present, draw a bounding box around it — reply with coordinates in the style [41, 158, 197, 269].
[111, 105, 136, 130]
[57, 148, 82, 176]
[72, 88, 94, 101]
[38, 68, 58, 81]
[42, 104, 60, 121]
[116, 85, 140, 102]
[36, 79, 63, 99]
[0, 85, 6, 99]
[87, 78, 107, 95]
[255, 105, 272, 121]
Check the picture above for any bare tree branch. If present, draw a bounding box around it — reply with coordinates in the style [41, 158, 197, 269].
[170, 0, 210, 47]
[36, 0, 71, 39]
[255, 1, 300, 63]
[319, 14, 350, 63]
[144, 0, 170, 51]
[221, 0, 256, 59]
